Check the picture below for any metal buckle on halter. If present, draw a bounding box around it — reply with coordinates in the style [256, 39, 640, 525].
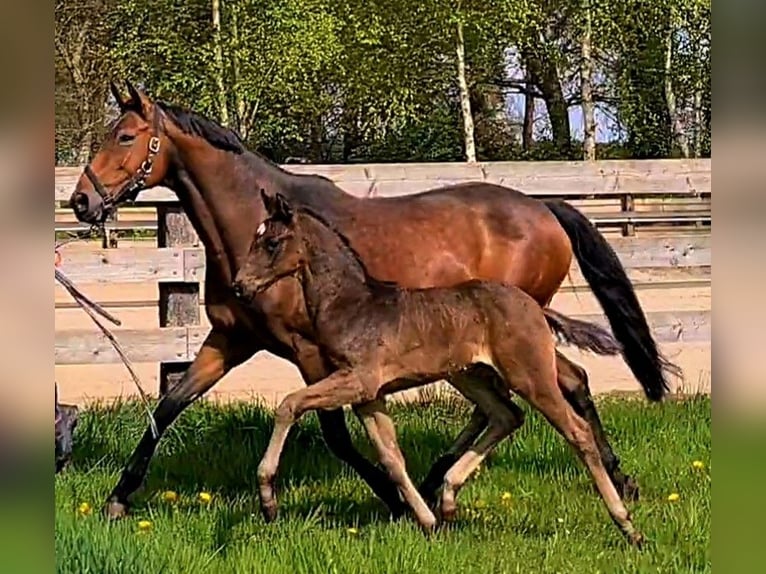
[148, 136, 160, 154]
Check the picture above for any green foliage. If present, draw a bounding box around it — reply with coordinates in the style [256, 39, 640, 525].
[55, 0, 711, 164]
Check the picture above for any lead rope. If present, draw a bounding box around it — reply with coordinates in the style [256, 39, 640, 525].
[55, 235, 159, 438]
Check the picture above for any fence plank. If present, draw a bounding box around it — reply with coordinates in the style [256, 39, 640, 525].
[55, 327, 201, 364]
[54, 310, 710, 365]
[54, 235, 712, 286]
[54, 159, 712, 202]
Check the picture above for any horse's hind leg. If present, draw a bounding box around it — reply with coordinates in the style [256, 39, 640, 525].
[439, 373, 525, 521]
[557, 351, 639, 501]
[418, 367, 523, 506]
[417, 402, 487, 507]
[354, 399, 438, 533]
[503, 353, 643, 546]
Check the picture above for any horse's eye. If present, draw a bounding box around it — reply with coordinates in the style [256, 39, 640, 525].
[117, 133, 136, 146]
[265, 237, 280, 254]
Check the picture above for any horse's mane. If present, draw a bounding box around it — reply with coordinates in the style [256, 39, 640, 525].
[155, 101, 245, 154]
[297, 206, 401, 293]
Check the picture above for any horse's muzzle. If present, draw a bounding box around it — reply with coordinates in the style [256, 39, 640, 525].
[69, 190, 104, 224]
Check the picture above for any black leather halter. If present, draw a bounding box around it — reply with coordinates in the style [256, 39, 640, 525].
[83, 110, 162, 218]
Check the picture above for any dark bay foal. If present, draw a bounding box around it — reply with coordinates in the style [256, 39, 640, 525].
[232, 190, 643, 545]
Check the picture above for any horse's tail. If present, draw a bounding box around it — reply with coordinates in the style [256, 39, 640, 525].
[543, 308, 622, 356]
[543, 199, 682, 402]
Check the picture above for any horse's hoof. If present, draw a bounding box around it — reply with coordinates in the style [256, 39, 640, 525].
[260, 503, 278, 523]
[439, 501, 458, 523]
[104, 499, 129, 520]
[419, 517, 438, 537]
[621, 476, 640, 502]
[628, 530, 645, 549]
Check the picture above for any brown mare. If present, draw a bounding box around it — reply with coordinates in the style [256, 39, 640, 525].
[232, 190, 642, 545]
[69, 81, 679, 519]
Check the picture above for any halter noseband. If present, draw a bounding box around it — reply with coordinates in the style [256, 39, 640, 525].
[84, 109, 162, 219]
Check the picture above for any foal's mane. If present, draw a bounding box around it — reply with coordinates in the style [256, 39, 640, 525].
[297, 206, 401, 293]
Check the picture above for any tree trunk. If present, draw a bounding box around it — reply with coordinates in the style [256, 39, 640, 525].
[522, 68, 535, 152]
[664, 8, 689, 158]
[692, 85, 702, 158]
[580, 0, 596, 160]
[456, 20, 477, 163]
[211, 0, 229, 126]
[230, 4, 246, 138]
[524, 48, 572, 158]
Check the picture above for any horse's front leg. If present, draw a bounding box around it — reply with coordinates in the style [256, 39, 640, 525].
[293, 340, 408, 518]
[104, 329, 258, 519]
[257, 368, 370, 522]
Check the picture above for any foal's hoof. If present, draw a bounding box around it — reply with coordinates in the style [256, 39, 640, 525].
[627, 530, 645, 549]
[438, 501, 458, 523]
[104, 499, 129, 520]
[260, 502, 278, 523]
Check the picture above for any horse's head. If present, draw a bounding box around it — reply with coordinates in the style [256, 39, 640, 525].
[70, 81, 172, 225]
[232, 189, 306, 302]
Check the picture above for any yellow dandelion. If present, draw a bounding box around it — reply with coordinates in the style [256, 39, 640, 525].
[347, 527, 359, 535]
[162, 490, 179, 503]
[198, 492, 213, 504]
[474, 499, 487, 509]
[667, 492, 680, 502]
[137, 520, 153, 532]
[692, 460, 705, 470]
[501, 492, 512, 502]
[77, 502, 92, 516]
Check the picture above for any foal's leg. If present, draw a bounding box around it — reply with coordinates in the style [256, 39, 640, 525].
[417, 404, 487, 506]
[104, 330, 259, 519]
[557, 350, 639, 500]
[497, 351, 643, 546]
[292, 341, 407, 517]
[354, 399, 438, 532]
[419, 367, 523, 506]
[256, 369, 370, 522]
[439, 373, 525, 521]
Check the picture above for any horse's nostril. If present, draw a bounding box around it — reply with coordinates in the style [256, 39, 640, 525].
[71, 192, 89, 214]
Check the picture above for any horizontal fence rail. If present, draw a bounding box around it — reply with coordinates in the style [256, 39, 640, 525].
[55, 310, 711, 365]
[55, 158, 712, 202]
[54, 235, 711, 287]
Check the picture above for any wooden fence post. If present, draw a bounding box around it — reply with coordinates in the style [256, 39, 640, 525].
[621, 193, 635, 237]
[157, 204, 200, 396]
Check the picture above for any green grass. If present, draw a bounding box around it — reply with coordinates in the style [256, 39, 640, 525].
[55, 395, 711, 573]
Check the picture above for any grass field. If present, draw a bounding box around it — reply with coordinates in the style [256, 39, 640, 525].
[55, 394, 711, 573]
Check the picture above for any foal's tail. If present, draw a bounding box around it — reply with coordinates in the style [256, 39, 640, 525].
[543, 308, 623, 357]
[544, 198, 681, 402]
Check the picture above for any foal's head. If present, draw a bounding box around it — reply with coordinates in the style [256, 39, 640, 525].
[233, 190, 306, 302]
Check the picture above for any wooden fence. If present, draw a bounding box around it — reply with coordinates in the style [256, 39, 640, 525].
[54, 159, 711, 397]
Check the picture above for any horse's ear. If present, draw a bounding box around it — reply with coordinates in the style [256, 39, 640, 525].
[125, 80, 152, 118]
[274, 193, 294, 223]
[260, 188, 276, 214]
[110, 81, 128, 112]
[261, 189, 293, 223]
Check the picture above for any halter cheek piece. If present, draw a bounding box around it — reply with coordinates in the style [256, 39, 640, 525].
[84, 110, 162, 218]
